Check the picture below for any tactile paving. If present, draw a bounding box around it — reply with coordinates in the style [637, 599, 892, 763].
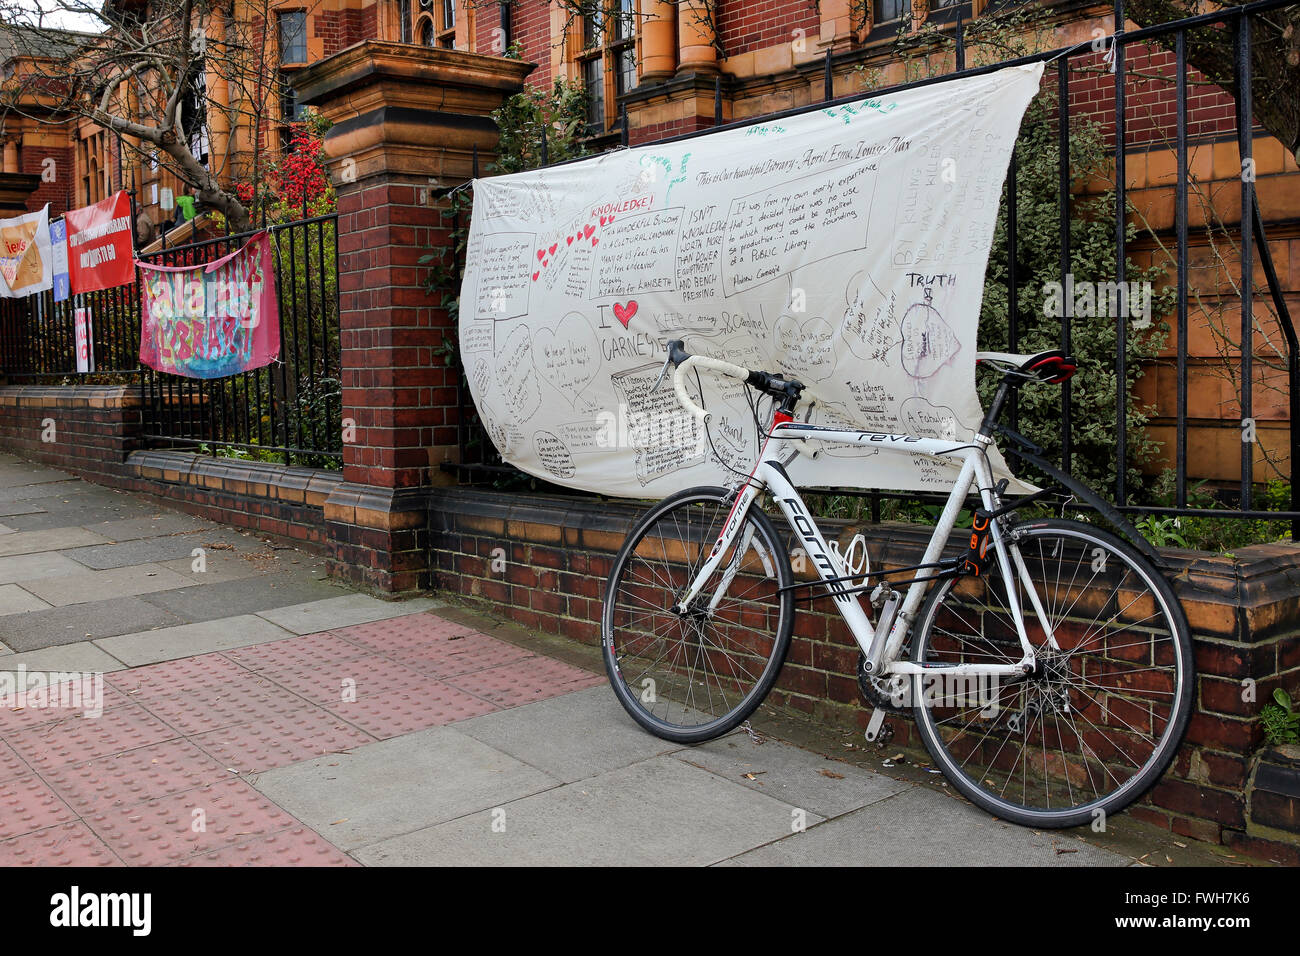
[191, 708, 375, 774]
[328, 612, 478, 652]
[321, 680, 500, 739]
[41, 738, 230, 816]
[444, 657, 605, 708]
[0, 821, 123, 866]
[0, 738, 33, 784]
[225, 631, 373, 673]
[0, 775, 78, 840]
[143, 679, 316, 737]
[85, 778, 298, 866]
[179, 827, 356, 866]
[108, 653, 254, 702]
[0, 678, 126, 732]
[385, 635, 538, 680]
[254, 655, 430, 706]
[8, 705, 179, 771]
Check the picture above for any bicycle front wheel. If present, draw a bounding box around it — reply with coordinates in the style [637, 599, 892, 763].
[910, 519, 1194, 828]
[602, 486, 794, 744]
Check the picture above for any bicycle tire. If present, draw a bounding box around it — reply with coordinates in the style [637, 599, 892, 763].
[602, 486, 795, 744]
[910, 518, 1194, 828]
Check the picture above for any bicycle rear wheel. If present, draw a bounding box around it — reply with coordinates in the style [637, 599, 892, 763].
[910, 519, 1193, 828]
[602, 486, 794, 744]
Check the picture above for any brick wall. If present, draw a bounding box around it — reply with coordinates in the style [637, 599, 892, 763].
[717, 0, 820, 58]
[428, 484, 1300, 862]
[0, 386, 337, 551]
[22, 145, 72, 216]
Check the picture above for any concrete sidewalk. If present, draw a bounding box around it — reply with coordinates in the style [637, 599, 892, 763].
[0, 453, 1232, 866]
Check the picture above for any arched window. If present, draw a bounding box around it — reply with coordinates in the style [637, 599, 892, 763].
[418, 15, 435, 46]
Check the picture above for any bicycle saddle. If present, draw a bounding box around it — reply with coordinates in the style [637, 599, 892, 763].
[975, 350, 1077, 384]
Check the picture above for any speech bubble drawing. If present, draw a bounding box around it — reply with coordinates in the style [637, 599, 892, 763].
[533, 311, 602, 409]
[496, 324, 542, 423]
[773, 312, 836, 383]
[841, 271, 898, 363]
[900, 396, 970, 440]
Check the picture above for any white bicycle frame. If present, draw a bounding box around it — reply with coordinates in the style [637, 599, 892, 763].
[670, 356, 1060, 685]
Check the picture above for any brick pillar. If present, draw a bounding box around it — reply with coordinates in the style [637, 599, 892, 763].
[296, 41, 532, 594]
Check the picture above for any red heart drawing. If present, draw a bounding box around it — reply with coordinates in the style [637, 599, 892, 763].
[531, 271, 539, 282]
[599, 216, 608, 227]
[583, 224, 595, 239]
[608, 214, 616, 225]
[613, 300, 638, 327]
[548, 243, 558, 256]
[536, 249, 546, 261]
[591, 237, 599, 247]
[566, 236, 574, 246]
[543, 260, 549, 268]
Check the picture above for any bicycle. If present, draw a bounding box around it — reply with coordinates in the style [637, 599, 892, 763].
[601, 340, 1193, 828]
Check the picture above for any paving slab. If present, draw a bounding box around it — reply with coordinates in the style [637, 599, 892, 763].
[254, 725, 561, 851]
[355, 754, 825, 866]
[61, 536, 220, 571]
[156, 551, 280, 585]
[0, 552, 89, 585]
[0, 642, 127, 675]
[0, 481, 90, 504]
[0, 503, 46, 518]
[0, 465, 75, 487]
[0, 596, 187, 652]
[454, 685, 682, 783]
[80, 513, 211, 542]
[0, 584, 51, 616]
[18, 563, 195, 606]
[716, 784, 1128, 866]
[0, 497, 159, 533]
[95, 615, 296, 666]
[0, 527, 111, 558]
[675, 733, 912, 819]
[256, 595, 448, 635]
[139, 574, 343, 624]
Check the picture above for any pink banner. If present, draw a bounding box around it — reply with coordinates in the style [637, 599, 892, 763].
[137, 231, 280, 379]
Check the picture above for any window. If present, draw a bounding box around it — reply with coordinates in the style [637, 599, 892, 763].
[874, 0, 905, 22]
[398, 0, 412, 42]
[578, 0, 636, 136]
[437, 0, 456, 47]
[77, 129, 109, 206]
[278, 10, 307, 64]
[181, 63, 209, 167]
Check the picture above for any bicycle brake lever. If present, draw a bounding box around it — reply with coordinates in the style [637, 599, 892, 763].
[652, 353, 674, 392]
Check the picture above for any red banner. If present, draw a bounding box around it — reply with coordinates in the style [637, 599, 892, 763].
[66, 190, 135, 294]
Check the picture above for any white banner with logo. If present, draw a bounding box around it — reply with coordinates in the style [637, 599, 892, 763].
[0, 204, 53, 299]
[460, 64, 1044, 497]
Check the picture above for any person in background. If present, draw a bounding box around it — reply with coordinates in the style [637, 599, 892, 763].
[172, 188, 197, 229]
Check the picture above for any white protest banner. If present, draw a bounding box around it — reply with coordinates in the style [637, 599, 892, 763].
[0, 204, 53, 299]
[460, 64, 1044, 497]
[74, 305, 94, 373]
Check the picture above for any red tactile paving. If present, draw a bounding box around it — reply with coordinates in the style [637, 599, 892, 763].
[0, 738, 32, 784]
[108, 654, 254, 702]
[8, 705, 179, 771]
[0, 775, 78, 841]
[191, 709, 375, 774]
[0, 821, 123, 866]
[225, 631, 373, 673]
[445, 656, 605, 708]
[145, 680, 318, 737]
[179, 827, 356, 867]
[86, 778, 299, 866]
[0, 679, 126, 732]
[253, 655, 430, 707]
[321, 680, 500, 739]
[41, 739, 231, 816]
[0, 609, 603, 867]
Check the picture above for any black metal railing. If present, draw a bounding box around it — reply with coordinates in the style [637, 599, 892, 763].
[449, 0, 1299, 538]
[138, 214, 342, 468]
[0, 211, 341, 468]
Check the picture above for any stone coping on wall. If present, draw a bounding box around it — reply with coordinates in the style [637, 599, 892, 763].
[128, 449, 343, 510]
[0, 384, 141, 409]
